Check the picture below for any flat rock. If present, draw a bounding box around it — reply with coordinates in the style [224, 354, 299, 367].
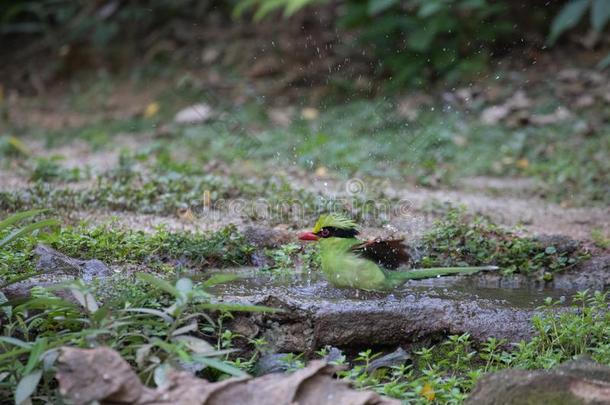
[223, 291, 536, 353]
[466, 358, 610, 405]
[3, 245, 113, 300]
[213, 269, 576, 353]
[35, 244, 112, 283]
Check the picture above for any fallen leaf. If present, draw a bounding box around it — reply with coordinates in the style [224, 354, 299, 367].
[301, 107, 319, 120]
[529, 107, 571, 126]
[315, 166, 328, 177]
[516, 158, 529, 169]
[421, 383, 435, 401]
[480, 91, 532, 125]
[5, 136, 30, 157]
[268, 107, 294, 127]
[55, 347, 399, 405]
[174, 103, 214, 125]
[144, 102, 160, 118]
[452, 135, 468, 147]
[178, 208, 195, 222]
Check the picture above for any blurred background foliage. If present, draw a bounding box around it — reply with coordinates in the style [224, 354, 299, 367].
[0, 0, 609, 87]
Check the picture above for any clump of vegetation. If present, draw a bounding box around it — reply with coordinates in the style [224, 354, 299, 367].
[263, 243, 320, 273]
[420, 208, 586, 275]
[549, 0, 610, 67]
[591, 228, 610, 250]
[344, 291, 610, 403]
[0, 273, 274, 403]
[0, 222, 255, 290]
[30, 157, 84, 183]
[47, 223, 254, 267]
[0, 136, 29, 159]
[0, 210, 58, 289]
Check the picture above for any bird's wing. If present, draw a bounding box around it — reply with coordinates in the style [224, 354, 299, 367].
[351, 238, 410, 269]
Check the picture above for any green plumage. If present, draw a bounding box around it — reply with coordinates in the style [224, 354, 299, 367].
[314, 216, 496, 291]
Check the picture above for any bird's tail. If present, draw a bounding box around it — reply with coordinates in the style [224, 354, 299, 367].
[387, 266, 498, 284]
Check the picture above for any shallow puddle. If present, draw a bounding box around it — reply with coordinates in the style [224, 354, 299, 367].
[199, 267, 575, 310]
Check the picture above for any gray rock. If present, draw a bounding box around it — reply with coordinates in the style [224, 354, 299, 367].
[550, 255, 610, 292]
[535, 234, 581, 255]
[35, 244, 112, 283]
[366, 348, 410, 374]
[254, 353, 299, 376]
[173, 103, 214, 125]
[323, 347, 345, 364]
[243, 226, 292, 249]
[222, 287, 539, 354]
[466, 357, 610, 405]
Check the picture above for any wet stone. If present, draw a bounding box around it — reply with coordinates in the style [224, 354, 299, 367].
[35, 244, 112, 283]
[466, 357, 610, 405]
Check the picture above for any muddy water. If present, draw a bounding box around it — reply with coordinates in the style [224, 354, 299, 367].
[201, 267, 575, 309]
[189, 266, 604, 350]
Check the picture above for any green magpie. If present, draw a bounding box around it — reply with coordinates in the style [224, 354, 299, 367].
[299, 213, 497, 291]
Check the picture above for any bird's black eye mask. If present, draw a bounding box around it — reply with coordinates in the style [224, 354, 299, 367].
[317, 227, 359, 238]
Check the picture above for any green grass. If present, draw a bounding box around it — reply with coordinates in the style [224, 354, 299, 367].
[161, 100, 609, 204]
[0, 273, 274, 403]
[420, 207, 587, 275]
[0, 153, 314, 217]
[5, 95, 608, 205]
[591, 228, 610, 250]
[0, 221, 255, 287]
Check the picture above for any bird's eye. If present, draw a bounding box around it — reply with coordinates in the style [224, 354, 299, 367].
[320, 229, 330, 237]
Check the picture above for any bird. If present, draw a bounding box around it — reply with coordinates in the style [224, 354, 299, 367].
[298, 213, 497, 291]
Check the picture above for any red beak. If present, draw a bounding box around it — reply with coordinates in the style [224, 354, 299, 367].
[298, 231, 319, 241]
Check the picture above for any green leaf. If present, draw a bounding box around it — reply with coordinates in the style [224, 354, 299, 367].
[172, 335, 215, 353]
[0, 337, 32, 350]
[122, 308, 174, 323]
[136, 273, 180, 298]
[407, 25, 440, 52]
[153, 363, 170, 387]
[175, 278, 193, 296]
[24, 338, 46, 375]
[592, 0, 610, 31]
[14, 297, 78, 312]
[15, 369, 42, 405]
[0, 218, 59, 249]
[368, 0, 398, 15]
[203, 273, 240, 288]
[548, 0, 590, 45]
[233, 0, 258, 18]
[195, 356, 250, 377]
[285, 0, 318, 16]
[0, 347, 30, 363]
[0, 210, 46, 233]
[5, 136, 30, 156]
[0, 270, 48, 289]
[253, 0, 286, 20]
[418, 1, 444, 17]
[69, 288, 99, 313]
